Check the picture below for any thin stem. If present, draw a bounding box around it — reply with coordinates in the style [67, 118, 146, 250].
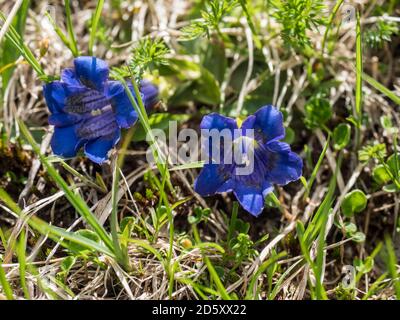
[0, 0, 23, 43]
[64, 0, 79, 56]
[88, 0, 104, 55]
[321, 0, 344, 56]
[110, 158, 130, 270]
[227, 202, 239, 244]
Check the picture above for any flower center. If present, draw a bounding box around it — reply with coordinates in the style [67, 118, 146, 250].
[232, 135, 258, 171]
[65, 89, 111, 114]
[77, 109, 117, 140]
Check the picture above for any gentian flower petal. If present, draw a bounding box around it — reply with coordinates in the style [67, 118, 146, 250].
[200, 113, 238, 131]
[194, 105, 302, 217]
[51, 125, 81, 158]
[194, 114, 241, 197]
[48, 113, 83, 127]
[64, 88, 111, 114]
[200, 113, 238, 162]
[61, 68, 81, 87]
[44, 56, 159, 164]
[77, 110, 118, 141]
[107, 81, 138, 128]
[265, 141, 303, 185]
[44, 81, 87, 114]
[43, 82, 67, 114]
[194, 164, 233, 196]
[233, 182, 273, 217]
[107, 80, 159, 129]
[73, 56, 109, 91]
[241, 105, 285, 145]
[140, 80, 159, 108]
[84, 129, 121, 164]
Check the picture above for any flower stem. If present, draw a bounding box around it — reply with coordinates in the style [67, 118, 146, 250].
[64, 0, 79, 56]
[88, 0, 104, 55]
[110, 156, 130, 271]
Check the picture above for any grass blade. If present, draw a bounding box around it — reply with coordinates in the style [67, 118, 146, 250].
[16, 229, 30, 299]
[362, 72, 400, 105]
[0, 11, 46, 79]
[321, 0, 344, 55]
[355, 9, 363, 125]
[305, 134, 330, 199]
[384, 235, 400, 299]
[17, 119, 114, 252]
[110, 161, 129, 270]
[44, 11, 76, 56]
[192, 224, 231, 300]
[0, 261, 13, 300]
[0, 186, 115, 258]
[0, 0, 29, 87]
[88, 0, 104, 55]
[64, 0, 79, 56]
[0, 0, 24, 43]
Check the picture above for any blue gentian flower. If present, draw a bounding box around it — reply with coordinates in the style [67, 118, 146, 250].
[43, 56, 158, 164]
[194, 105, 302, 216]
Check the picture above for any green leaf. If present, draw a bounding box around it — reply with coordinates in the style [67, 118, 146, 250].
[358, 143, 387, 162]
[282, 127, 295, 145]
[380, 115, 393, 130]
[193, 67, 221, 105]
[68, 229, 101, 254]
[304, 96, 332, 129]
[58, 256, 77, 281]
[65, 0, 79, 56]
[0, 187, 115, 258]
[0, 260, 13, 300]
[387, 153, 400, 177]
[162, 57, 201, 80]
[372, 165, 392, 185]
[363, 72, 400, 106]
[120, 217, 135, 235]
[344, 222, 357, 235]
[235, 220, 250, 234]
[0, 11, 46, 78]
[60, 256, 77, 273]
[265, 193, 280, 208]
[202, 40, 227, 84]
[341, 189, 368, 217]
[188, 215, 199, 225]
[333, 123, 351, 150]
[354, 257, 374, 273]
[383, 183, 400, 193]
[352, 232, 366, 243]
[188, 207, 211, 225]
[169, 65, 221, 106]
[346, 115, 359, 127]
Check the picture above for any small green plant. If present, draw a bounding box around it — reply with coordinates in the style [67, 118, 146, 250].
[304, 94, 332, 129]
[333, 123, 351, 150]
[365, 20, 399, 48]
[372, 153, 400, 192]
[111, 37, 169, 81]
[358, 143, 387, 163]
[180, 0, 238, 41]
[271, 0, 327, 50]
[341, 189, 367, 218]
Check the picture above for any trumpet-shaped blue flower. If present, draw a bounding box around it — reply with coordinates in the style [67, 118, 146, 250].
[44, 56, 158, 164]
[194, 105, 302, 216]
